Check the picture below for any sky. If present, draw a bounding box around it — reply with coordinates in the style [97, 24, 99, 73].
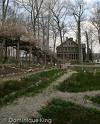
[84, 0, 95, 3]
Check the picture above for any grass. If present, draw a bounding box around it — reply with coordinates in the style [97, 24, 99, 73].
[0, 69, 64, 106]
[19, 99, 100, 124]
[57, 71, 100, 92]
[89, 95, 100, 105]
[38, 99, 100, 124]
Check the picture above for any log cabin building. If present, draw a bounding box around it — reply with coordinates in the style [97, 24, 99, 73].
[56, 37, 86, 63]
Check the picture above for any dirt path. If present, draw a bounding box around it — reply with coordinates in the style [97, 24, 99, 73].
[54, 90, 100, 110]
[0, 70, 100, 124]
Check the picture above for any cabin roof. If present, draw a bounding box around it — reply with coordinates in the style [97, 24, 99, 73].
[56, 37, 86, 49]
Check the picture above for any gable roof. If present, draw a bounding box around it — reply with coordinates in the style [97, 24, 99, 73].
[56, 37, 86, 49]
[56, 37, 78, 49]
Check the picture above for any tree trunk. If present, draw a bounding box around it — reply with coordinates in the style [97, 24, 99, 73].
[37, 16, 40, 47]
[85, 31, 89, 62]
[16, 38, 20, 65]
[78, 19, 83, 64]
[47, 7, 50, 50]
[91, 41, 93, 62]
[41, 13, 45, 50]
[1, 41, 4, 62]
[31, 11, 36, 38]
[42, 26, 45, 50]
[3, 43, 7, 63]
[53, 34, 56, 53]
[50, 55, 53, 67]
[44, 53, 47, 67]
[59, 28, 64, 64]
[2, 0, 9, 22]
[98, 28, 100, 43]
[29, 46, 32, 65]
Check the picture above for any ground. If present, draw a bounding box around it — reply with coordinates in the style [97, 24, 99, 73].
[0, 66, 100, 124]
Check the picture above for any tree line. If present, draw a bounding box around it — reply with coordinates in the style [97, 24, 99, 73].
[0, 0, 100, 64]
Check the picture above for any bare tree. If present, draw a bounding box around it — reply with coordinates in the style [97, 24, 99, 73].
[51, 21, 58, 53]
[50, 0, 69, 63]
[85, 31, 89, 62]
[1, 0, 10, 22]
[83, 27, 95, 62]
[91, 1, 100, 43]
[19, 0, 44, 39]
[0, 0, 10, 63]
[41, 12, 46, 50]
[71, 0, 86, 63]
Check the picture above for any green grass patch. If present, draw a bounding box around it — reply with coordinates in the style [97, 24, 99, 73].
[37, 99, 100, 124]
[0, 69, 64, 106]
[90, 96, 100, 105]
[57, 71, 100, 92]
